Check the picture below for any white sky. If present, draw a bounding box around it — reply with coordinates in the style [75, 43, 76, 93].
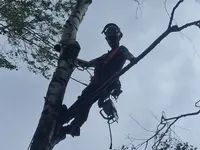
[0, 0, 200, 150]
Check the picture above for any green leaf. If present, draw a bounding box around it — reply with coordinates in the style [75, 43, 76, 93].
[0, 0, 77, 79]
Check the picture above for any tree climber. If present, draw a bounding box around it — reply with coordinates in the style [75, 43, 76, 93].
[56, 23, 136, 140]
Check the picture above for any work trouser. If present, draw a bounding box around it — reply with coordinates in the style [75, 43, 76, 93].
[62, 82, 115, 128]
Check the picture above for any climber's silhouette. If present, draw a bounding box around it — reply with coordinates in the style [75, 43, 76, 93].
[56, 23, 136, 141]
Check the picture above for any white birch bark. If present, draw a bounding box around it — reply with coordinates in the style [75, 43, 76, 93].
[28, 1, 92, 150]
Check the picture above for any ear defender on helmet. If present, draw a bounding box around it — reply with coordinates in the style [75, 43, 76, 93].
[101, 23, 123, 40]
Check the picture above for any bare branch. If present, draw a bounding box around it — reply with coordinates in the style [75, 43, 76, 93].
[152, 118, 178, 149]
[195, 100, 200, 108]
[174, 20, 200, 31]
[132, 0, 143, 19]
[129, 115, 155, 133]
[162, 109, 200, 122]
[134, 123, 167, 149]
[168, 0, 184, 28]
[164, 0, 179, 26]
[130, 100, 200, 150]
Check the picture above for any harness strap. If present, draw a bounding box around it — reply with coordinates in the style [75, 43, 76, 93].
[104, 47, 119, 64]
[92, 47, 119, 85]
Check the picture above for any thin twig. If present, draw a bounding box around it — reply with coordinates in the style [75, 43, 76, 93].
[164, 0, 179, 26]
[129, 115, 155, 133]
[168, 0, 184, 28]
[134, 123, 167, 149]
[162, 110, 200, 122]
[128, 100, 200, 150]
[175, 20, 200, 31]
[179, 30, 200, 58]
[153, 119, 178, 149]
[132, 0, 143, 19]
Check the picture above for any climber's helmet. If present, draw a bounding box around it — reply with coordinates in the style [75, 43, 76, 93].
[101, 23, 123, 48]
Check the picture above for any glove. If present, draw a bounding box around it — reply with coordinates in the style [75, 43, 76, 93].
[111, 89, 123, 99]
[98, 97, 105, 108]
[76, 59, 88, 70]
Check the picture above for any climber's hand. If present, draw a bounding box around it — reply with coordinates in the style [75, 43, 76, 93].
[77, 59, 88, 67]
[76, 59, 88, 70]
[98, 98, 104, 108]
[111, 89, 123, 99]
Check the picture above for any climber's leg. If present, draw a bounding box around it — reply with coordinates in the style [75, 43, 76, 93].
[57, 83, 99, 138]
[60, 83, 98, 124]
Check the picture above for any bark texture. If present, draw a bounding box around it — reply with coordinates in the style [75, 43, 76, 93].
[29, 1, 92, 150]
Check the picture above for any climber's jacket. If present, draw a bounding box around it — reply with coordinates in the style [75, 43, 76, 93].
[91, 45, 130, 85]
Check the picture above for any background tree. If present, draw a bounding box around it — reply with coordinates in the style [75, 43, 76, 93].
[0, 0, 76, 79]
[116, 139, 198, 150]
[114, 99, 200, 150]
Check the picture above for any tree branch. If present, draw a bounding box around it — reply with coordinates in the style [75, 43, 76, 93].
[176, 20, 200, 31]
[134, 123, 167, 149]
[129, 115, 155, 133]
[152, 118, 178, 149]
[161, 104, 200, 123]
[168, 0, 184, 29]
[131, 100, 200, 150]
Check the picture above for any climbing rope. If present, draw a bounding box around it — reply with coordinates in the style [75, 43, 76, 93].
[70, 76, 88, 86]
[108, 122, 113, 149]
[99, 96, 119, 149]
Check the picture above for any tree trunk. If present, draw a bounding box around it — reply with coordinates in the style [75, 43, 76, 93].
[29, 1, 92, 150]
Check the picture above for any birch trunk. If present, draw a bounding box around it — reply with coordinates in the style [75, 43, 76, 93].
[29, 1, 92, 150]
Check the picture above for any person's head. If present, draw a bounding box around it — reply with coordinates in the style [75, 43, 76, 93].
[101, 23, 123, 49]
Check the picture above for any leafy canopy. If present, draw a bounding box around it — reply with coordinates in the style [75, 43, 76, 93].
[0, 0, 76, 79]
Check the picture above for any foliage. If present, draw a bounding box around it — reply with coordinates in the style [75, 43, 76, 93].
[115, 138, 198, 150]
[0, 53, 17, 69]
[0, 0, 77, 79]
[157, 139, 198, 150]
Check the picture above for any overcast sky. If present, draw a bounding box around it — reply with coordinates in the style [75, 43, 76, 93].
[1, 0, 200, 150]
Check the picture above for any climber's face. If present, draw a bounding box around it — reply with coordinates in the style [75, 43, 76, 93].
[106, 35, 119, 49]
[104, 26, 120, 49]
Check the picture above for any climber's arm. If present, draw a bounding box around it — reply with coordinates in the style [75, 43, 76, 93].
[121, 45, 137, 63]
[125, 51, 136, 62]
[76, 57, 99, 68]
[77, 53, 106, 68]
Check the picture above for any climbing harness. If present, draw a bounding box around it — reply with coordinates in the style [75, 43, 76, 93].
[103, 47, 119, 64]
[99, 95, 119, 149]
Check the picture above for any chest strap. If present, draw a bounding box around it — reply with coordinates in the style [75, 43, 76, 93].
[103, 47, 119, 64]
